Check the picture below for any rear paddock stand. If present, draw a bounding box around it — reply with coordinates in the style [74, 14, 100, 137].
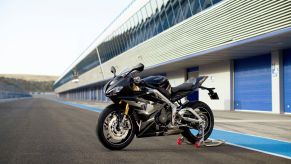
[177, 136, 225, 148]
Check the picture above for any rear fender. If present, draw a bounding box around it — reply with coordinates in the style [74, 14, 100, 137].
[188, 76, 219, 100]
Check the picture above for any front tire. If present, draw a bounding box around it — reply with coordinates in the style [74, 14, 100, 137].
[181, 101, 214, 143]
[96, 104, 136, 150]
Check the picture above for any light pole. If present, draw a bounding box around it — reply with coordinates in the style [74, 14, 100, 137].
[95, 47, 105, 80]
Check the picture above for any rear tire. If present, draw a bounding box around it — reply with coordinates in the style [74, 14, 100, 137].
[181, 101, 214, 143]
[96, 104, 136, 150]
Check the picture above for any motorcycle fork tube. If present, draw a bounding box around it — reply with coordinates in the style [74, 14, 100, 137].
[119, 100, 129, 115]
[124, 103, 129, 115]
[120, 101, 129, 126]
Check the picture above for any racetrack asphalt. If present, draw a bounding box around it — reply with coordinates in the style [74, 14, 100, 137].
[0, 98, 290, 164]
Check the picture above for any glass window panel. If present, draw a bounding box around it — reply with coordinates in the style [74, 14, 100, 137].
[141, 7, 148, 42]
[131, 29, 136, 47]
[118, 29, 124, 53]
[144, 3, 151, 40]
[153, 10, 160, 34]
[122, 29, 127, 52]
[180, 0, 192, 19]
[150, 0, 158, 36]
[101, 43, 107, 60]
[199, 0, 212, 10]
[145, 22, 151, 40]
[129, 17, 136, 46]
[212, 0, 222, 5]
[133, 11, 140, 45]
[124, 22, 131, 50]
[155, 0, 166, 33]
[131, 29, 137, 47]
[165, 0, 175, 26]
[155, 14, 163, 33]
[122, 32, 127, 48]
[160, 8, 169, 31]
[117, 34, 123, 55]
[137, 10, 143, 26]
[107, 39, 114, 59]
[172, 0, 184, 24]
[139, 26, 144, 43]
[190, 0, 202, 15]
[110, 37, 117, 59]
[149, 19, 155, 37]
[112, 32, 119, 56]
[139, 23, 144, 43]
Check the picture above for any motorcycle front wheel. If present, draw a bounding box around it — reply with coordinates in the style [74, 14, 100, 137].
[181, 101, 214, 143]
[96, 104, 136, 150]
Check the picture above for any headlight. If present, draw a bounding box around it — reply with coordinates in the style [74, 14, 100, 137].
[107, 86, 123, 95]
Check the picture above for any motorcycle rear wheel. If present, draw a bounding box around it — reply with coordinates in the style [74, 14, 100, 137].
[96, 104, 136, 150]
[181, 101, 214, 143]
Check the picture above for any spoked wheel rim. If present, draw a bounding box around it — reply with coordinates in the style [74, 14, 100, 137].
[189, 107, 212, 139]
[103, 111, 133, 145]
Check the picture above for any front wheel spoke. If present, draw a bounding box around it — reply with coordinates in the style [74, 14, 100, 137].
[104, 121, 109, 127]
[106, 133, 112, 140]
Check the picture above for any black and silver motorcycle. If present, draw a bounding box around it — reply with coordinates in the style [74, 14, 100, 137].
[96, 63, 219, 150]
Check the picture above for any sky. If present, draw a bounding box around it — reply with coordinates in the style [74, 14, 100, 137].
[0, 0, 132, 76]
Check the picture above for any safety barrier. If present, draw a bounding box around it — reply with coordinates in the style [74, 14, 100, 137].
[0, 92, 31, 99]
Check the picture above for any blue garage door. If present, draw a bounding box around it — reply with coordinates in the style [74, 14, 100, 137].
[283, 49, 291, 113]
[234, 54, 272, 111]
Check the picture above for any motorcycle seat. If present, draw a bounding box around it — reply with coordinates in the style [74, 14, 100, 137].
[171, 83, 193, 94]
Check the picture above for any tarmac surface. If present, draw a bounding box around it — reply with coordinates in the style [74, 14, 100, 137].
[0, 98, 290, 164]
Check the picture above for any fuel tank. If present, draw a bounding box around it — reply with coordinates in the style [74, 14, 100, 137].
[143, 76, 171, 97]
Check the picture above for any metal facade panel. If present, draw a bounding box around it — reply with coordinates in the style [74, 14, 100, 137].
[283, 50, 291, 113]
[234, 54, 272, 111]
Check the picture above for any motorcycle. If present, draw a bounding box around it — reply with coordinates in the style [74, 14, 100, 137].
[96, 63, 219, 150]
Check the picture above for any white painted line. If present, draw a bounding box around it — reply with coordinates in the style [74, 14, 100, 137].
[226, 142, 291, 160]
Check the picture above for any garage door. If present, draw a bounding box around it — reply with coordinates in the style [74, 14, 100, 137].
[234, 54, 272, 111]
[283, 49, 291, 113]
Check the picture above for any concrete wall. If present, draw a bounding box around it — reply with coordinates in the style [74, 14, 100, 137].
[160, 61, 233, 111]
[167, 69, 186, 87]
[271, 50, 284, 114]
[199, 61, 232, 110]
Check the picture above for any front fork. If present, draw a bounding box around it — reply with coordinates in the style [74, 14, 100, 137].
[119, 101, 130, 128]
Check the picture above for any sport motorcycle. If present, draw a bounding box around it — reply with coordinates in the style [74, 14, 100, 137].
[96, 63, 219, 150]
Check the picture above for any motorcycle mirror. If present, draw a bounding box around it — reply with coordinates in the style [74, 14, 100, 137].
[111, 66, 116, 76]
[133, 63, 144, 72]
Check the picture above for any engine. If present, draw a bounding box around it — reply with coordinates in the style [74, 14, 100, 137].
[155, 105, 172, 126]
